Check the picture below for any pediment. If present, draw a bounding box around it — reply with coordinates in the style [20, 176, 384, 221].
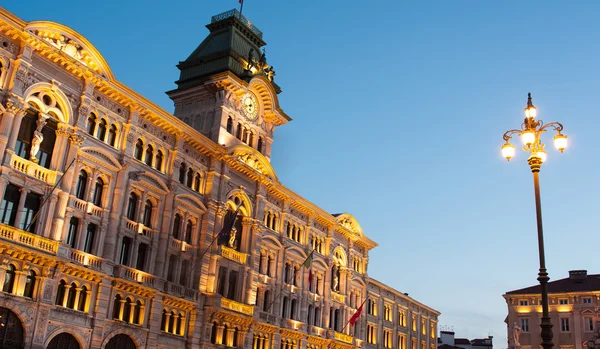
[228, 145, 277, 180]
[25, 21, 114, 80]
[79, 147, 121, 171]
[175, 194, 206, 213]
[334, 213, 364, 238]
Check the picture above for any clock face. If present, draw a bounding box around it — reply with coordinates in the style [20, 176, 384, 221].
[241, 93, 258, 121]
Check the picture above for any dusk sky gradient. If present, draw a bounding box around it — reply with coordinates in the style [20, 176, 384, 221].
[5, 1, 600, 346]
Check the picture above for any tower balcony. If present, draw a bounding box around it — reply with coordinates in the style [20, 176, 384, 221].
[206, 294, 254, 317]
[220, 245, 247, 265]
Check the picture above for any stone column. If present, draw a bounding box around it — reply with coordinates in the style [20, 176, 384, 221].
[13, 187, 29, 230]
[4, 101, 26, 154]
[61, 284, 71, 307]
[0, 177, 10, 207]
[155, 187, 175, 275]
[0, 99, 25, 156]
[49, 124, 70, 171]
[103, 164, 130, 259]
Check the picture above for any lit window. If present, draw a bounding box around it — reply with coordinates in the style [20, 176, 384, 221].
[560, 317, 570, 332]
[520, 318, 529, 332]
[559, 299, 568, 305]
[585, 317, 594, 332]
[583, 297, 593, 304]
[519, 300, 529, 306]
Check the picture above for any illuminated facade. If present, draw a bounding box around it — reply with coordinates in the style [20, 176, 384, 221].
[0, 6, 439, 349]
[504, 270, 600, 349]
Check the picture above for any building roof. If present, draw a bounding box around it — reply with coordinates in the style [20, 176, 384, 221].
[505, 270, 600, 295]
[439, 345, 466, 349]
[471, 339, 492, 347]
[455, 339, 471, 345]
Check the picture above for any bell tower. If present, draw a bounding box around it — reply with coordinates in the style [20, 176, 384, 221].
[167, 9, 290, 160]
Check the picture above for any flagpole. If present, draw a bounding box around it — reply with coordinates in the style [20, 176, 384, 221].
[265, 250, 314, 312]
[342, 298, 366, 333]
[239, 0, 244, 15]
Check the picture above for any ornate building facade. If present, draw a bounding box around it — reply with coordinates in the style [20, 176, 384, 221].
[504, 270, 600, 349]
[0, 6, 439, 349]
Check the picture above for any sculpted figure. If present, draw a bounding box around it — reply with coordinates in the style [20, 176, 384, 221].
[510, 322, 521, 347]
[229, 227, 237, 248]
[30, 116, 48, 163]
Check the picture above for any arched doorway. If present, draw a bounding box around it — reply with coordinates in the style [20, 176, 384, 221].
[0, 307, 24, 349]
[105, 334, 136, 349]
[47, 333, 80, 349]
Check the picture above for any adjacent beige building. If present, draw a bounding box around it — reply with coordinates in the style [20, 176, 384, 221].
[0, 6, 439, 349]
[504, 270, 600, 349]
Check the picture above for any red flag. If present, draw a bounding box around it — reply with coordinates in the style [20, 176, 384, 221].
[349, 302, 364, 326]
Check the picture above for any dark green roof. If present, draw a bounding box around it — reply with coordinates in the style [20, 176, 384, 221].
[173, 9, 268, 90]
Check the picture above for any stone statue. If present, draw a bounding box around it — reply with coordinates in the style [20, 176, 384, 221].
[265, 66, 276, 82]
[246, 48, 255, 71]
[509, 322, 521, 348]
[228, 227, 237, 249]
[332, 268, 339, 292]
[30, 115, 48, 163]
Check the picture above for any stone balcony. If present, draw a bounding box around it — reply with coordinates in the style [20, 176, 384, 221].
[0, 223, 58, 254]
[331, 292, 346, 304]
[113, 264, 159, 288]
[257, 311, 280, 326]
[334, 331, 354, 344]
[8, 152, 58, 185]
[164, 281, 198, 301]
[169, 237, 193, 252]
[123, 218, 155, 238]
[68, 196, 106, 219]
[206, 295, 254, 316]
[220, 245, 247, 264]
[69, 249, 106, 272]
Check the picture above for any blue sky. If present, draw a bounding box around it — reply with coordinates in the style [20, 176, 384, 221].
[6, 1, 600, 346]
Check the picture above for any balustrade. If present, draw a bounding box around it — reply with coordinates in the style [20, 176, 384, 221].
[9, 153, 58, 185]
[0, 223, 58, 254]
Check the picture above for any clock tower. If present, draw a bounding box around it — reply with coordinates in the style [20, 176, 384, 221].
[167, 9, 291, 161]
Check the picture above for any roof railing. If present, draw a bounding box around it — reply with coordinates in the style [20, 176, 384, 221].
[211, 9, 263, 39]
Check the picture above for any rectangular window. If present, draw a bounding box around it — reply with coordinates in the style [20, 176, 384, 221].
[15, 113, 36, 159]
[559, 299, 568, 305]
[520, 318, 529, 332]
[421, 319, 426, 335]
[227, 270, 238, 300]
[421, 341, 426, 349]
[21, 192, 41, 233]
[585, 317, 594, 332]
[583, 297, 593, 304]
[83, 223, 96, 253]
[367, 324, 377, 344]
[399, 311, 407, 327]
[519, 300, 529, 306]
[67, 217, 79, 248]
[412, 338, 417, 349]
[384, 330, 392, 348]
[217, 266, 227, 296]
[399, 335, 406, 349]
[412, 315, 417, 331]
[119, 237, 131, 265]
[136, 243, 148, 271]
[560, 317, 570, 332]
[431, 323, 435, 338]
[1, 184, 20, 227]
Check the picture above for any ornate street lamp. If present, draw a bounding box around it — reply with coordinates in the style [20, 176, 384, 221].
[501, 93, 568, 349]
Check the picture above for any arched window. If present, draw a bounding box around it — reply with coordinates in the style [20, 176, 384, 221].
[75, 170, 87, 200]
[282, 297, 289, 318]
[23, 270, 36, 298]
[134, 139, 144, 160]
[257, 136, 264, 153]
[177, 312, 185, 336]
[145, 145, 154, 166]
[172, 214, 181, 240]
[236, 123, 242, 139]
[126, 193, 138, 221]
[232, 327, 238, 347]
[98, 119, 107, 141]
[169, 311, 176, 334]
[194, 173, 201, 191]
[2, 264, 15, 293]
[87, 113, 97, 135]
[315, 307, 321, 327]
[167, 255, 177, 282]
[92, 177, 104, 207]
[67, 282, 77, 309]
[156, 151, 164, 172]
[133, 300, 142, 325]
[160, 309, 168, 331]
[267, 255, 273, 277]
[55, 280, 66, 305]
[186, 168, 193, 188]
[179, 163, 186, 184]
[221, 324, 228, 345]
[243, 127, 249, 144]
[226, 116, 233, 133]
[142, 200, 153, 227]
[185, 221, 193, 244]
[211, 322, 218, 344]
[108, 124, 117, 147]
[248, 132, 254, 147]
[308, 305, 314, 326]
[78, 285, 88, 311]
[123, 297, 133, 323]
[113, 294, 122, 319]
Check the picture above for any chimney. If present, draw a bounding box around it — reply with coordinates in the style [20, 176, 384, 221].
[569, 270, 587, 281]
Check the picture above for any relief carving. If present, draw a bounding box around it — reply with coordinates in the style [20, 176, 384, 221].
[33, 308, 49, 344]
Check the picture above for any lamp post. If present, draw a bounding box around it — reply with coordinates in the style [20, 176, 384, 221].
[501, 93, 568, 349]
